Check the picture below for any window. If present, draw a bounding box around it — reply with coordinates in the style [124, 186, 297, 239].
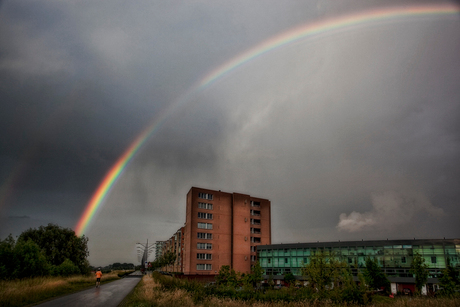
[197, 243, 212, 250]
[197, 253, 212, 260]
[251, 255, 257, 262]
[250, 210, 261, 216]
[431, 257, 437, 264]
[198, 212, 213, 219]
[197, 264, 212, 270]
[198, 202, 213, 210]
[285, 258, 288, 263]
[198, 192, 213, 200]
[268, 258, 271, 264]
[250, 201, 260, 207]
[251, 228, 261, 234]
[401, 257, 406, 263]
[197, 232, 213, 239]
[250, 219, 261, 225]
[251, 237, 261, 243]
[251, 246, 256, 252]
[197, 222, 213, 229]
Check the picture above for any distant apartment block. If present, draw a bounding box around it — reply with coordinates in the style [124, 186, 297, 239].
[158, 187, 271, 275]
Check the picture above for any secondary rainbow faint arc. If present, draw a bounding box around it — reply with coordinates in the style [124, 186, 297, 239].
[74, 4, 459, 237]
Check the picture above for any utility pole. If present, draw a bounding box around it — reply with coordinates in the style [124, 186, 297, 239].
[136, 240, 155, 269]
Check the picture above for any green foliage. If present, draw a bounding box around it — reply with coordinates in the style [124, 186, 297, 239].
[52, 259, 81, 276]
[0, 235, 16, 279]
[301, 251, 350, 292]
[18, 223, 89, 274]
[438, 258, 460, 297]
[283, 272, 296, 285]
[363, 257, 390, 292]
[215, 265, 239, 287]
[410, 251, 429, 294]
[0, 224, 90, 279]
[12, 239, 49, 279]
[150, 251, 177, 270]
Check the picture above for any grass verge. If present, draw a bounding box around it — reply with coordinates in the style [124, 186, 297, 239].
[0, 271, 124, 307]
[121, 273, 460, 307]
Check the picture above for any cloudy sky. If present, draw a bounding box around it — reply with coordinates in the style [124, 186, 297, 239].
[1, 0, 459, 266]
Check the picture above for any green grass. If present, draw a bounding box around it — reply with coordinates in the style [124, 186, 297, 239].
[0, 271, 123, 307]
[120, 273, 460, 307]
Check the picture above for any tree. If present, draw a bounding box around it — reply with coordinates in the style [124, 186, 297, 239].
[242, 261, 264, 288]
[53, 259, 80, 276]
[0, 234, 16, 279]
[410, 252, 429, 294]
[363, 257, 390, 292]
[301, 251, 350, 292]
[18, 223, 89, 274]
[150, 251, 177, 270]
[284, 272, 296, 286]
[215, 265, 239, 287]
[439, 258, 460, 296]
[12, 239, 49, 278]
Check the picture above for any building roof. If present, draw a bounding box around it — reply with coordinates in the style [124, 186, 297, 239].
[258, 238, 460, 250]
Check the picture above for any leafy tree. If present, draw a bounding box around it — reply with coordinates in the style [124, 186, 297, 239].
[439, 258, 460, 296]
[12, 239, 49, 278]
[242, 262, 264, 288]
[284, 272, 296, 286]
[301, 251, 350, 292]
[18, 223, 89, 274]
[53, 259, 81, 276]
[215, 265, 239, 287]
[150, 251, 177, 270]
[410, 252, 429, 294]
[0, 234, 16, 279]
[363, 257, 390, 292]
[251, 261, 264, 286]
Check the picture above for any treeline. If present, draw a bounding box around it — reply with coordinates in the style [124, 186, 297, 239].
[148, 251, 176, 271]
[92, 262, 135, 273]
[0, 224, 90, 279]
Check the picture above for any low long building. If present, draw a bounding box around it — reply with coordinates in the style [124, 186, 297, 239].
[257, 238, 460, 294]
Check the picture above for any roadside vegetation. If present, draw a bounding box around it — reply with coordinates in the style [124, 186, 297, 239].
[0, 271, 122, 307]
[0, 224, 90, 279]
[123, 251, 459, 306]
[122, 272, 460, 307]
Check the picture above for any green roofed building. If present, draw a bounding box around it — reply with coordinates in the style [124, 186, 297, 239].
[257, 238, 460, 295]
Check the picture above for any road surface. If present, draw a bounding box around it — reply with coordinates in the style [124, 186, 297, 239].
[35, 272, 143, 307]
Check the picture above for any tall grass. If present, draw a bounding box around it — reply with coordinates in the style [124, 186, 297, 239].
[0, 271, 121, 307]
[122, 273, 460, 307]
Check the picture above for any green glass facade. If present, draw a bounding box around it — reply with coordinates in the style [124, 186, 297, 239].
[257, 239, 460, 280]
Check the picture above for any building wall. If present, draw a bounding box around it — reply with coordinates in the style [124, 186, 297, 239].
[180, 187, 271, 275]
[257, 239, 460, 285]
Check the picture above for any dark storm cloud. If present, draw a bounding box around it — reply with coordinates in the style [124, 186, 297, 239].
[1, 0, 459, 265]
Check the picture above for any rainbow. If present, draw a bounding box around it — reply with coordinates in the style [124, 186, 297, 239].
[74, 3, 459, 236]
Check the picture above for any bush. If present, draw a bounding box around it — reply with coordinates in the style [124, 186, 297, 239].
[56, 259, 80, 276]
[12, 239, 49, 279]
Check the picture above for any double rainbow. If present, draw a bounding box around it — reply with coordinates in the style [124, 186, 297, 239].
[75, 4, 459, 236]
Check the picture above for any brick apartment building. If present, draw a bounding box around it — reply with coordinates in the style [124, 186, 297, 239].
[157, 187, 271, 276]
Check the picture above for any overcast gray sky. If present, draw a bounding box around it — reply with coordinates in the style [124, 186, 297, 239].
[1, 0, 459, 267]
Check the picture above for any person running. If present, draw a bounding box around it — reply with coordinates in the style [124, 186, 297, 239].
[95, 268, 102, 288]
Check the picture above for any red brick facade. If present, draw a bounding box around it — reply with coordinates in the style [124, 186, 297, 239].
[182, 187, 271, 275]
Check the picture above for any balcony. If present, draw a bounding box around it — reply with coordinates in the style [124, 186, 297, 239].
[250, 219, 261, 225]
[251, 228, 261, 234]
[250, 210, 261, 216]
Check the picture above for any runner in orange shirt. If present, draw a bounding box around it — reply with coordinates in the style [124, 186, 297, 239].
[95, 268, 102, 288]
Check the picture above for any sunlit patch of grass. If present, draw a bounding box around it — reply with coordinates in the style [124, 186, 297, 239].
[0, 271, 122, 307]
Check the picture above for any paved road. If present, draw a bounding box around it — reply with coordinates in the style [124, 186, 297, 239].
[35, 272, 143, 307]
